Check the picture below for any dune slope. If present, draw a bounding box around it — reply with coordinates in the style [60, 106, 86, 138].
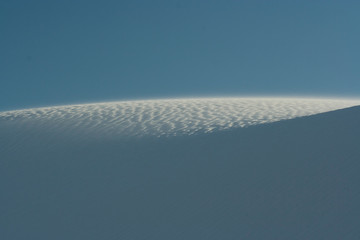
[1, 101, 360, 239]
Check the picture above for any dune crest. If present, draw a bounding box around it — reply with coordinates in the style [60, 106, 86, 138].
[1, 97, 359, 137]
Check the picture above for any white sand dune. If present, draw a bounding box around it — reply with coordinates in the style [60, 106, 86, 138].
[1, 97, 359, 137]
[1, 97, 360, 239]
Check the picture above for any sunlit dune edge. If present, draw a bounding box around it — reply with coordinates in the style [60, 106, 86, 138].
[1, 97, 359, 137]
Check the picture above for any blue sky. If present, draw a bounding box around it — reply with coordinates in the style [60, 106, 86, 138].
[1, 0, 360, 110]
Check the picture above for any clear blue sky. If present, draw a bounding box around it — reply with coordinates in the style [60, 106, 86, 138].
[1, 0, 359, 110]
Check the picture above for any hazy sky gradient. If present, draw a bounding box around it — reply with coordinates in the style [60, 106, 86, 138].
[1, 0, 360, 110]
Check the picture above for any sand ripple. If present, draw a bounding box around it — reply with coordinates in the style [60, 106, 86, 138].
[1, 97, 359, 137]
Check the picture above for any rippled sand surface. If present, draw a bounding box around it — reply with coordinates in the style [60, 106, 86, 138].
[1, 97, 359, 137]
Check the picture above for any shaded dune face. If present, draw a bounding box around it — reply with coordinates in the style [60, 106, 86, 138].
[2, 100, 360, 239]
[1, 97, 360, 138]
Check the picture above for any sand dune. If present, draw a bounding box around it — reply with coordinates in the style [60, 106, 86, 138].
[1, 98, 360, 239]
